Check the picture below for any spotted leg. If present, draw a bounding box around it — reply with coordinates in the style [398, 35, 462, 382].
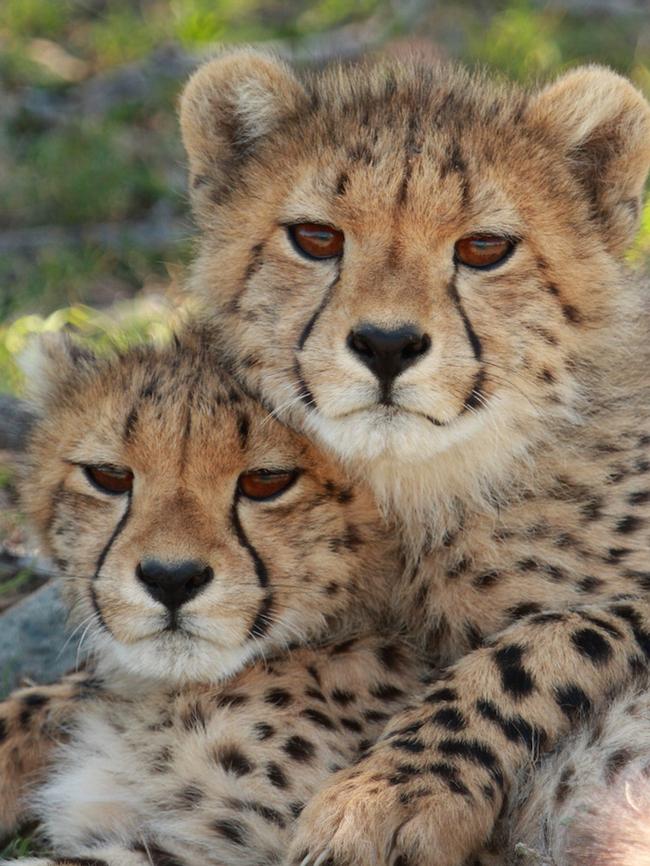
[0, 672, 100, 836]
[287, 599, 650, 866]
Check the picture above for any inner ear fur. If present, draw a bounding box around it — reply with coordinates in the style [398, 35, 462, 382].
[180, 49, 307, 221]
[19, 332, 96, 413]
[528, 65, 650, 254]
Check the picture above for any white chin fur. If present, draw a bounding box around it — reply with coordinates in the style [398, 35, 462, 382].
[305, 404, 488, 464]
[92, 630, 259, 684]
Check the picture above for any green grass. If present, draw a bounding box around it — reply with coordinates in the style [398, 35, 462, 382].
[0, 831, 39, 860]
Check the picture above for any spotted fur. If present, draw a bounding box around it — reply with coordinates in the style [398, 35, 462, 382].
[178, 53, 650, 865]
[0, 332, 427, 866]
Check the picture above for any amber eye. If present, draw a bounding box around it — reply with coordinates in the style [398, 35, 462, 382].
[288, 223, 344, 260]
[454, 235, 515, 269]
[238, 469, 299, 501]
[84, 465, 134, 495]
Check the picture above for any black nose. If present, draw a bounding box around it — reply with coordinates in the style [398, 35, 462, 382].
[136, 559, 213, 612]
[347, 324, 431, 387]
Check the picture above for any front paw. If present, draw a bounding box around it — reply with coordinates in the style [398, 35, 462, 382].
[287, 754, 494, 866]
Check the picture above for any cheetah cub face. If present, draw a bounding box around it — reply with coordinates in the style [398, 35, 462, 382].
[181, 54, 650, 479]
[20, 332, 392, 684]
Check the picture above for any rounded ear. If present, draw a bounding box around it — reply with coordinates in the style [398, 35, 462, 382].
[179, 49, 307, 222]
[527, 65, 650, 254]
[19, 331, 96, 412]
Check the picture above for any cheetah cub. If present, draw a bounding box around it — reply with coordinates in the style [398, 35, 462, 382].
[0, 331, 425, 866]
[179, 53, 650, 865]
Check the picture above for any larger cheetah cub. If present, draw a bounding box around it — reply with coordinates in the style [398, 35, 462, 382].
[0, 331, 425, 866]
[179, 54, 650, 865]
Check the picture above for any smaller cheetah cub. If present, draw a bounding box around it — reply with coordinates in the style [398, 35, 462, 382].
[0, 331, 425, 866]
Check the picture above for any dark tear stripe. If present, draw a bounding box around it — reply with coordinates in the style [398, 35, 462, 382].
[90, 490, 133, 634]
[249, 592, 274, 639]
[231, 495, 269, 588]
[293, 268, 341, 409]
[296, 269, 341, 352]
[446, 274, 483, 361]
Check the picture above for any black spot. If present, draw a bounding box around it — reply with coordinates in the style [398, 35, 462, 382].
[331, 688, 355, 706]
[438, 739, 504, 787]
[616, 515, 643, 534]
[300, 708, 336, 730]
[332, 638, 356, 654]
[555, 684, 592, 721]
[177, 784, 203, 806]
[377, 643, 403, 670]
[363, 709, 389, 723]
[336, 171, 350, 196]
[424, 687, 458, 704]
[370, 683, 404, 701]
[571, 628, 613, 665]
[431, 707, 466, 732]
[387, 762, 420, 785]
[578, 576, 604, 594]
[391, 737, 425, 754]
[245, 801, 286, 827]
[283, 735, 315, 762]
[605, 747, 633, 783]
[22, 692, 49, 709]
[289, 801, 305, 818]
[305, 687, 327, 703]
[562, 304, 582, 324]
[473, 571, 501, 589]
[628, 490, 650, 505]
[213, 819, 246, 845]
[475, 699, 544, 751]
[254, 722, 274, 740]
[508, 602, 542, 620]
[215, 745, 254, 776]
[0, 717, 6, 743]
[493, 644, 535, 699]
[427, 761, 471, 796]
[266, 761, 289, 789]
[340, 716, 363, 733]
[265, 688, 292, 708]
[610, 604, 650, 658]
[215, 693, 249, 709]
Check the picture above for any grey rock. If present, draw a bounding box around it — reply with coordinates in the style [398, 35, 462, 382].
[0, 580, 79, 698]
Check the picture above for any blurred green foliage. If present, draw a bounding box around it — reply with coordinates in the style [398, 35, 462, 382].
[0, 299, 173, 394]
[0, 0, 649, 397]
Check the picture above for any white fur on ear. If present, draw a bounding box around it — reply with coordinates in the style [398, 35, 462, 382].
[528, 65, 650, 252]
[18, 332, 94, 410]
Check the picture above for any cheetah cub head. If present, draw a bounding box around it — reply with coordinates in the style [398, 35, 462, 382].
[20, 331, 393, 684]
[181, 54, 650, 508]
